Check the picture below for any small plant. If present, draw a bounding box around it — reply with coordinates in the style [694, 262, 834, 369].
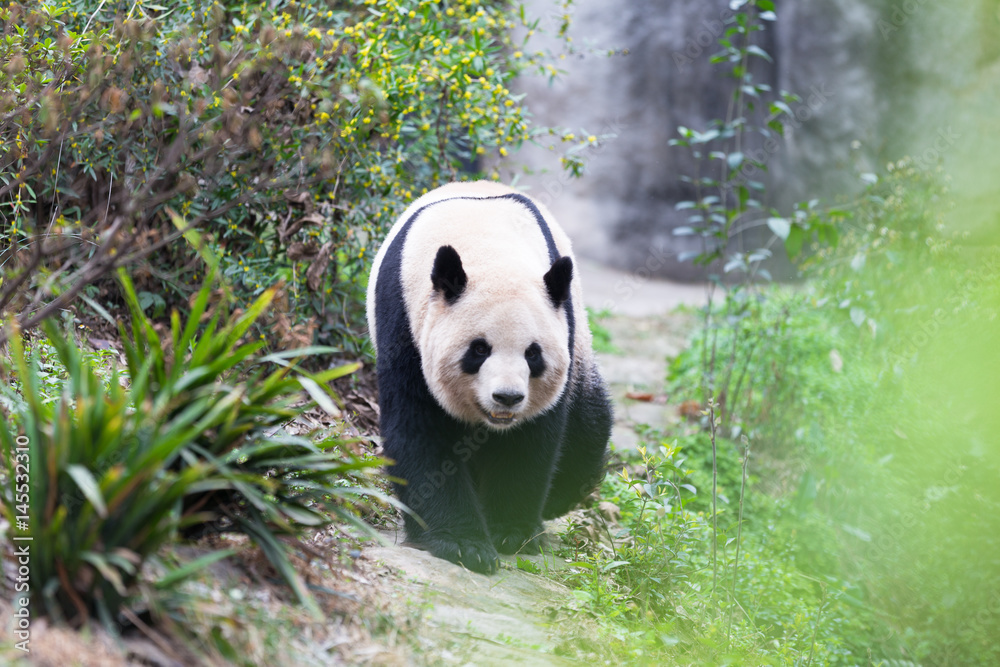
[0, 270, 386, 627]
[667, 0, 841, 430]
[586, 307, 617, 354]
[0, 318, 224, 626]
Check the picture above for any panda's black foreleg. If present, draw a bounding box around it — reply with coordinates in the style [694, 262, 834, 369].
[380, 387, 500, 574]
[475, 416, 566, 555]
[390, 447, 500, 573]
[542, 370, 613, 520]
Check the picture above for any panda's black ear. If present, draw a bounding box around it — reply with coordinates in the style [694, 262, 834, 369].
[431, 245, 467, 304]
[543, 256, 573, 308]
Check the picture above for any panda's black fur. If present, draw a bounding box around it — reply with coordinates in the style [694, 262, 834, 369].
[370, 184, 613, 573]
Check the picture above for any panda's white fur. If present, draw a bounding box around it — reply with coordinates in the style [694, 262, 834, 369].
[367, 181, 612, 573]
[368, 181, 591, 429]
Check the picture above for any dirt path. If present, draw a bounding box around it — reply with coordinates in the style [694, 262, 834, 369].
[580, 258, 704, 450]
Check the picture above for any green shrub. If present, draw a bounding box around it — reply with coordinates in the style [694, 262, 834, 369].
[0, 0, 582, 353]
[556, 438, 889, 665]
[662, 161, 1000, 665]
[0, 271, 385, 627]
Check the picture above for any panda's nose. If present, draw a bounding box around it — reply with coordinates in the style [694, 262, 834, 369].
[492, 391, 525, 407]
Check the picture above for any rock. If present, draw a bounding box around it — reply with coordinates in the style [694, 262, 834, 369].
[498, 0, 983, 279]
[363, 530, 598, 665]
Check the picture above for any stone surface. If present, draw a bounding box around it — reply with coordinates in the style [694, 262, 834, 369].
[497, 0, 889, 279]
[364, 530, 592, 665]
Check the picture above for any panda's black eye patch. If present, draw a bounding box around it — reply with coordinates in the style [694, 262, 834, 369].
[461, 338, 491, 374]
[526, 342, 546, 378]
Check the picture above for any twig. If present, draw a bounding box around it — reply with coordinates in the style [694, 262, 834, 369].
[119, 606, 185, 663]
[708, 397, 719, 596]
[727, 435, 751, 644]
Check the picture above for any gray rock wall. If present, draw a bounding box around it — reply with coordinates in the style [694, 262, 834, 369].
[494, 0, 913, 279]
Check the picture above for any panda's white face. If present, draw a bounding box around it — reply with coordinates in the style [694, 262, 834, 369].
[417, 247, 572, 430]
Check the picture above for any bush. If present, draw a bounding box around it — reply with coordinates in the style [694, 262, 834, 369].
[663, 162, 1000, 665]
[0, 0, 580, 353]
[0, 271, 384, 627]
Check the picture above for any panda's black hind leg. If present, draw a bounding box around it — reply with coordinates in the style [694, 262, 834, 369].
[542, 368, 613, 520]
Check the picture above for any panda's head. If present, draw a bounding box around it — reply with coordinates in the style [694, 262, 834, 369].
[418, 245, 573, 430]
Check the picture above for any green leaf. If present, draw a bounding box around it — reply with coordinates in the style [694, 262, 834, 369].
[226, 286, 277, 349]
[155, 549, 236, 590]
[299, 376, 340, 416]
[66, 464, 108, 518]
[169, 207, 220, 273]
[746, 45, 773, 62]
[766, 217, 791, 240]
[785, 225, 805, 259]
[258, 346, 342, 364]
[80, 552, 127, 595]
[308, 361, 362, 384]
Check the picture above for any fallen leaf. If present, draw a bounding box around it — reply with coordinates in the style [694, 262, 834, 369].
[679, 400, 702, 420]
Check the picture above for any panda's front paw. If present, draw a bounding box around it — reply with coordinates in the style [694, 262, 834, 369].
[421, 534, 500, 574]
[492, 524, 545, 555]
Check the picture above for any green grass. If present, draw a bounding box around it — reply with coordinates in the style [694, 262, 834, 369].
[550, 167, 1000, 665]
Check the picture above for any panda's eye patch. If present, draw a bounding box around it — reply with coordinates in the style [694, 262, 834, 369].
[526, 342, 546, 378]
[461, 338, 491, 374]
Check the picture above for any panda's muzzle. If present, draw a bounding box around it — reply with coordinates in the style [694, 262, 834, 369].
[482, 391, 523, 425]
[483, 409, 517, 425]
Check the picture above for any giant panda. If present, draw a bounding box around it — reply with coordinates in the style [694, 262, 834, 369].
[366, 181, 613, 574]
